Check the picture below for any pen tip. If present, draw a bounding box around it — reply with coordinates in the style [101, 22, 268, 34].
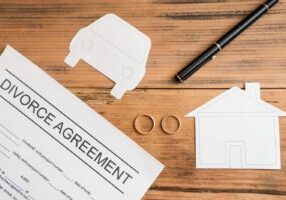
[175, 74, 184, 83]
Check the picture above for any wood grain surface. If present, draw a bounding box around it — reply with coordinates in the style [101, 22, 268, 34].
[1, 0, 286, 199]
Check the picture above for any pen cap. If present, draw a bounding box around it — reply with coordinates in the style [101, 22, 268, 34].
[265, 0, 279, 9]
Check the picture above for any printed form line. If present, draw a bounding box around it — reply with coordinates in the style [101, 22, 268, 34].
[49, 182, 60, 192]
[0, 123, 20, 140]
[4, 176, 36, 200]
[5, 176, 24, 192]
[0, 142, 10, 152]
[0, 129, 19, 146]
[62, 174, 73, 182]
[5, 68, 139, 174]
[0, 94, 125, 194]
[0, 149, 10, 159]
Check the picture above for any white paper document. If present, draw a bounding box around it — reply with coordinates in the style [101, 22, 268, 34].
[186, 83, 285, 169]
[0, 45, 164, 200]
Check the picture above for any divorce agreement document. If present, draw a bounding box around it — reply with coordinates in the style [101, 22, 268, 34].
[0, 45, 164, 200]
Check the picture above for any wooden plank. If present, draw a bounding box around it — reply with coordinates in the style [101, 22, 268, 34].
[0, 0, 285, 89]
[144, 190, 286, 200]
[69, 88, 286, 194]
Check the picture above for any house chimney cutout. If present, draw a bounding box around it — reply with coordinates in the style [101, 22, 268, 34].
[245, 83, 260, 100]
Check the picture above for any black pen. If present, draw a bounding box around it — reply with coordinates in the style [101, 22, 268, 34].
[175, 0, 279, 82]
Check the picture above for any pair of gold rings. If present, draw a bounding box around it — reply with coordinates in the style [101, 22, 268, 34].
[134, 114, 181, 135]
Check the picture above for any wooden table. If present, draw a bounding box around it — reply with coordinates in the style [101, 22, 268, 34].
[1, 0, 286, 199]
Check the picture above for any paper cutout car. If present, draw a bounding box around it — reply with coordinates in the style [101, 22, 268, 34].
[186, 83, 286, 169]
[65, 14, 151, 99]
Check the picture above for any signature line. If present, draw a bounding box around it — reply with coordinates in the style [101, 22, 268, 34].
[0, 123, 19, 140]
[0, 130, 19, 146]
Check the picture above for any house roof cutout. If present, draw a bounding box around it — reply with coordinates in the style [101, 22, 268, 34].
[186, 83, 286, 117]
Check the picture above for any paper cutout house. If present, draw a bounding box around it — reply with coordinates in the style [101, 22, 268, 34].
[186, 83, 286, 169]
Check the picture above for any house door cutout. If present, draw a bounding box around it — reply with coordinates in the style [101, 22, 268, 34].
[226, 142, 245, 168]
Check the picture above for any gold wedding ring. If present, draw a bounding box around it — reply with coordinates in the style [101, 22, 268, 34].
[134, 114, 155, 135]
[161, 115, 181, 135]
